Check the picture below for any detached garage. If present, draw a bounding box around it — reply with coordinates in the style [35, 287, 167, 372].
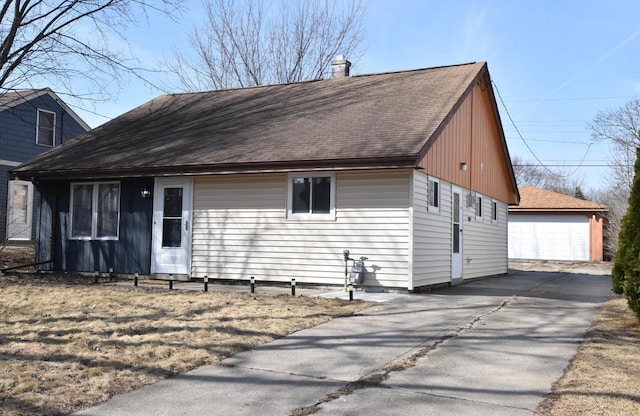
[508, 186, 608, 261]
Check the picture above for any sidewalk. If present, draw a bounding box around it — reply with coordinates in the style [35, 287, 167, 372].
[76, 269, 612, 415]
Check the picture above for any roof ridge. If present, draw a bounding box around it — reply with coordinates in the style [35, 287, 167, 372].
[164, 61, 484, 98]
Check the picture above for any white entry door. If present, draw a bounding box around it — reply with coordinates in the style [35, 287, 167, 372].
[151, 177, 193, 277]
[451, 185, 463, 282]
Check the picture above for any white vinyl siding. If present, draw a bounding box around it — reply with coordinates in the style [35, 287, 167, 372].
[462, 195, 508, 279]
[412, 171, 453, 287]
[191, 170, 411, 288]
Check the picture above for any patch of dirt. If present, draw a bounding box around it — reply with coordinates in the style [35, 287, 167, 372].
[0, 247, 35, 271]
[509, 259, 613, 275]
[537, 296, 640, 415]
[0, 273, 372, 416]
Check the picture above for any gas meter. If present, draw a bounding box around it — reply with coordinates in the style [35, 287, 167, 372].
[350, 256, 368, 284]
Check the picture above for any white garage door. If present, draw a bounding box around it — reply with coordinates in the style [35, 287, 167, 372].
[508, 214, 589, 261]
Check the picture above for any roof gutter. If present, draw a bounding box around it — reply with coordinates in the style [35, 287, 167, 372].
[12, 155, 421, 181]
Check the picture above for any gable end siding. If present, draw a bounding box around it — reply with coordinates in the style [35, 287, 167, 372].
[419, 76, 517, 205]
[191, 170, 411, 288]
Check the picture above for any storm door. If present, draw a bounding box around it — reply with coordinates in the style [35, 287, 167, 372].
[451, 185, 463, 282]
[151, 177, 193, 277]
[6, 180, 33, 240]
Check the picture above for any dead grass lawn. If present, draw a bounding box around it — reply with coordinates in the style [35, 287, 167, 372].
[0, 272, 371, 415]
[537, 295, 640, 415]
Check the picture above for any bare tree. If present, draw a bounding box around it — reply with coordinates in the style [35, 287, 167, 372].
[588, 98, 640, 259]
[511, 155, 584, 196]
[166, 0, 366, 91]
[0, 0, 183, 98]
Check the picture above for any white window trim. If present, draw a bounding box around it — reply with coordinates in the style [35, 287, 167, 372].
[427, 176, 440, 213]
[286, 172, 336, 221]
[475, 193, 483, 220]
[70, 181, 120, 241]
[491, 199, 498, 224]
[36, 109, 56, 147]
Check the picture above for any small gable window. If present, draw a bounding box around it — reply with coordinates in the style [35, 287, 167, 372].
[70, 182, 120, 240]
[427, 177, 440, 213]
[36, 109, 56, 146]
[287, 172, 335, 220]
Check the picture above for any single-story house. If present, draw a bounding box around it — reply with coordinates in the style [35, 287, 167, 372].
[508, 186, 608, 261]
[12, 60, 519, 290]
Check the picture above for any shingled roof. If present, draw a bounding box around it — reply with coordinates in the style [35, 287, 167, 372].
[510, 186, 608, 212]
[13, 62, 489, 180]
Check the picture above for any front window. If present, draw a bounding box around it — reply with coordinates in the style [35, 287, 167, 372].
[71, 182, 120, 239]
[37, 109, 56, 146]
[287, 173, 335, 220]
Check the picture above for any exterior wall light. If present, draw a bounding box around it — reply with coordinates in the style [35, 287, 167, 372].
[141, 188, 151, 199]
[460, 162, 467, 171]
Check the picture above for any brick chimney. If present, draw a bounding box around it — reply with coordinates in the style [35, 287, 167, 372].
[330, 55, 351, 78]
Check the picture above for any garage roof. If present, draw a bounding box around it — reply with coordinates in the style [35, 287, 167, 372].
[510, 186, 608, 212]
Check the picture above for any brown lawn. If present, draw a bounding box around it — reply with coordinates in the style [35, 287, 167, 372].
[537, 295, 640, 415]
[0, 252, 371, 415]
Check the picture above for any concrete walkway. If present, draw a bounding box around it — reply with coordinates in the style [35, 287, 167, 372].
[75, 269, 612, 416]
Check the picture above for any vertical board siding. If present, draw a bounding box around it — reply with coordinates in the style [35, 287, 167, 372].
[589, 215, 604, 261]
[461, 195, 508, 279]
[419, 76, 518, 205]
[412, 171, 453, 287]
[192, 171, 411, 288]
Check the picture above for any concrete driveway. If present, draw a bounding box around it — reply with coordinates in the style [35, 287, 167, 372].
[75, 268, 612, 416]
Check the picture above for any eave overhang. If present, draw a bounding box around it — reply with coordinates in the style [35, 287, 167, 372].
[11, 155, 421, 181]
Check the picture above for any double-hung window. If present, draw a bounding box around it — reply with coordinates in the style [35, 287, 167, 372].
[287, 172, 335, 220]
[427, 177, 440, 213]
[36, 109, 56, 146]
[70, 182, 120, 240]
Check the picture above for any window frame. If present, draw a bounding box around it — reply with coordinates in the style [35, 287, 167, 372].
[427, 176, 440, 213]
[36, 109, 56, 147]
[286, 172, 336, 221]
[491, 199, 498, 224]
[70, 181, 121, 240]
[475, 193, 483, 220]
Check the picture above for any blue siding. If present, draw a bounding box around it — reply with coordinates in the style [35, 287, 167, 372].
[35, 178, 154, 274]
[1, 92, 88, 241]
[0, 167, 8, 239]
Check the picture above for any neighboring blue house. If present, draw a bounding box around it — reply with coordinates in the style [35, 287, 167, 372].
[1, 89, 89, 243]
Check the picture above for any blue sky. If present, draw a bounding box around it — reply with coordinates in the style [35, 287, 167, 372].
[73, 0, 640, 191]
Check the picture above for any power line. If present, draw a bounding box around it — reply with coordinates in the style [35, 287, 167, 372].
[493, 80, 572, 177]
